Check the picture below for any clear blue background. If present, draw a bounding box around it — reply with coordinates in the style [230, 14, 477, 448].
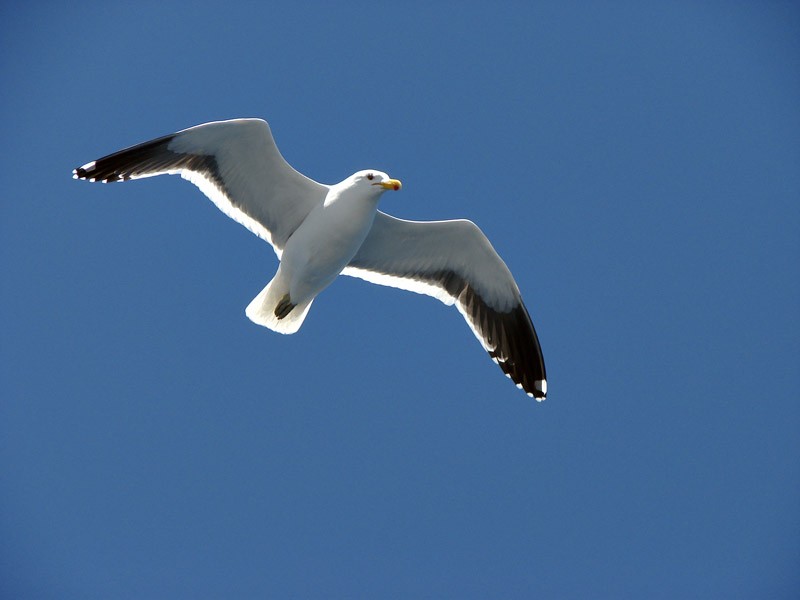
[2, 2, 798, 598]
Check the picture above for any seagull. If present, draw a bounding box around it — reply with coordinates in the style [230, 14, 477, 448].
[73, 119, 547, 400]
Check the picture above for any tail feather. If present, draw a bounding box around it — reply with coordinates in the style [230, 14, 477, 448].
[245, 271, 313, 334]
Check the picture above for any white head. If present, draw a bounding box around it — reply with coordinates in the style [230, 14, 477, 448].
[346, 170, 402, 194]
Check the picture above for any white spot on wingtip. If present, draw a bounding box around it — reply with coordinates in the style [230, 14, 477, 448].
[81, 160, 96, 172]
[536, 379, 547, 396]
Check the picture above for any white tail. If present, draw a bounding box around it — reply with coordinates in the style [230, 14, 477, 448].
[245, 269, 314, 334]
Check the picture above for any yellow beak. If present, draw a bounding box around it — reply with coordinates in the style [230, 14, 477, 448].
[375, 179, 402, 191]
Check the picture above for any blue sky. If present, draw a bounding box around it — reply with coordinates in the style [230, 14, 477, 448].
[1, 2, 798, 598]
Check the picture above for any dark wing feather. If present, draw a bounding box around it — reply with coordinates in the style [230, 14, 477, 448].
[73, 119, 328, 255]
[344, 213, 547, 400]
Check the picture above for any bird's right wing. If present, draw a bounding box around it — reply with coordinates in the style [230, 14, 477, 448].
[73, 119, 328, 257]
[343, 212, 547, 399]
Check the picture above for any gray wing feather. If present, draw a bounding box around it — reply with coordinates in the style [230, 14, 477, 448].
[73, 119, 328, 256]
[343, 212, 547, 399]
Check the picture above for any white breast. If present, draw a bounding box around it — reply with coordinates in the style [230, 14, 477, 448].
[280, 185, 380, 302]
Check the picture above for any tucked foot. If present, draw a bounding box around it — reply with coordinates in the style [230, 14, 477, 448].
[274, 294, 296, 319]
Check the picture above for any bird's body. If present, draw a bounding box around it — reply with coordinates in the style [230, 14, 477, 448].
[246, 171, 388, 334]
[285, 175, 382, 303]
[73, 118, 547, 399]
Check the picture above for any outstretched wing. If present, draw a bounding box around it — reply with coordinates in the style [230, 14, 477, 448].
[343, 212, 547, 400]
[73, 118, 328, 256]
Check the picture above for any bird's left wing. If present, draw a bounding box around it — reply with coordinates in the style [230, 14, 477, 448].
[343, 212, 547, 399]
[73, 119, 328, 256]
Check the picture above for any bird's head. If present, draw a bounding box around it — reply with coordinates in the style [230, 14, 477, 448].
[351, 170, 402, 193]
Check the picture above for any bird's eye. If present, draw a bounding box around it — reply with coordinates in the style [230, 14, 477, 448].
[367, 173, 374, 180]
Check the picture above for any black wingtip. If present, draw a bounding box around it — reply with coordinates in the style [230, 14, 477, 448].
[73, 161, 100, 181]
[532, 378, 547, 401]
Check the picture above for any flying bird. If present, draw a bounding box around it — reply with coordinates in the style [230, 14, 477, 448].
[73, 119, 547, 399]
